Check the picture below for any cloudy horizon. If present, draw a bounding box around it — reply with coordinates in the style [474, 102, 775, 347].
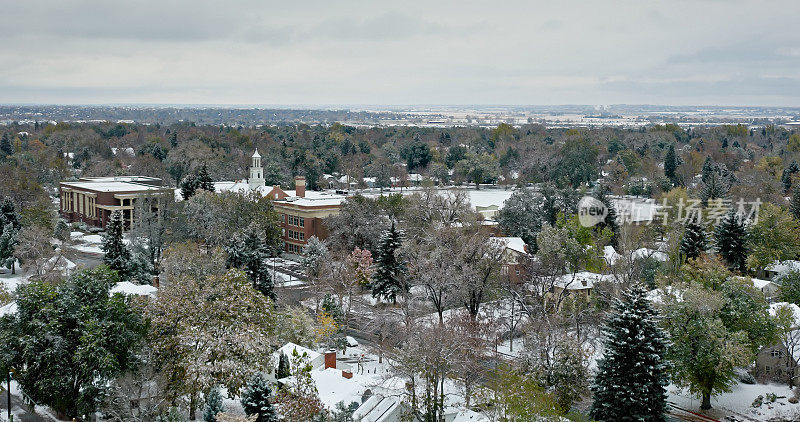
[2, 0, 799, 106]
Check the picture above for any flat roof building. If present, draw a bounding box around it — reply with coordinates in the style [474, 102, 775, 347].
[59, 176, 173, 229]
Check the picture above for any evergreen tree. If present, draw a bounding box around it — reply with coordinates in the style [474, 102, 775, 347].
[180, 174, 198, 200]
[203, 387, 225, 422]
[102, 210, 131, 279]
[700, 168, 730, 207]
[596, 185, 619, 247]
[0, 223, 19, 274]
[0, 133, 12, 157]
[680, 220, 708, 261]
[701, 156, 713, 183]
[721, 138, 728, 149]
[330, 401, 360, 422]
[0, 198, 20, 274]
[241, 373, 277, 422]
[0, 197, 20, 229]
[791, 185, 800, 221]
[783, 161, 800, 192]
[170, 131, 178, 147]
[714, 210, 747, 272]
[371, 222, 406, 303]
[196, 164, 215, 192]
[664, 145, 678, 185]
[226, 225, 275, 300]
[276, 353, 291, 380]
[590, 284, 670, 422]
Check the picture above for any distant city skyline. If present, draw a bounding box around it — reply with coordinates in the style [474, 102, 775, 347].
[2, 0, 799, 106]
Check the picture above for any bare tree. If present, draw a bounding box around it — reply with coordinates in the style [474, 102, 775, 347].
[14, 225, 54, 276]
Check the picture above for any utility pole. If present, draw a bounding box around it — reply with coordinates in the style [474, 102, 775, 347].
[7, 370, 11, 422]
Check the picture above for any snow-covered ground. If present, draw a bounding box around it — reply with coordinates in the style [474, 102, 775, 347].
[668, 382, 800, 420]
[0, 261, 29, 292]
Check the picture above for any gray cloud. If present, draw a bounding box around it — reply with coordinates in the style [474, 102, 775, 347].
[1, 0, 799, 105]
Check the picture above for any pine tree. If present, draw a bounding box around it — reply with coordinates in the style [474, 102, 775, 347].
[0, 198, 20, 274]
[203, 387, 225, 422]
[664, 145, 677, 185]
[783, 161, 800, 192]
[0, 223, 19, 274]
[680, 220, 707, 261]
[0, 197, 20, 229]
[590, 283, 670, 422]
[226, 225, 275, 300]
[241, 373, 278, 422]
[701, 156, 713, 183]
[714, 210, 747, 272]
[197, 164, 215, 192]
[596, 185, 619, 247]
[371, 222, 405, 303]
[102, 210, 131, 278]
[791, 185, 800, 221]
[276, 353, 290, 380]
[180, 174, 198, 200]
[0, 133, 12, 157]
[700, 169, 730, 206]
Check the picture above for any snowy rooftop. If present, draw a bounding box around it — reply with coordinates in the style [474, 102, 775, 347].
[110, 282, 158, 297]
[63, 180, 168, 193]
[352, 395, 401, 422]
[273, 342, 322, 362]
[554, 271, 613, 290]
[0, 302, 17, 317]
[491, 236, 527, 254]
[766, 260, 800, 275]
[612, 197, 660, 223]
[604, 246, 667, 265]
[770, 302, 800, 328]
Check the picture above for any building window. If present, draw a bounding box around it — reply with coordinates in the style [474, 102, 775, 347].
[299, 232, 305, 241]
[299, 217, 304, 227]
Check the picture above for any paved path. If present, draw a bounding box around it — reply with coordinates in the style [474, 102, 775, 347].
[0, 387, 51, 422]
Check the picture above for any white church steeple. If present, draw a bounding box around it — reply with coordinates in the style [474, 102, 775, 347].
[248, 149, 265, 189]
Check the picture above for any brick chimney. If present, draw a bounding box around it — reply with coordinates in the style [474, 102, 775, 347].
[324, 351, 336, 369]
[295, 176, 306, 198]
[152, 275, 160, 288]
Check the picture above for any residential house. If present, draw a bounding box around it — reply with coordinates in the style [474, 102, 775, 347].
[492, 236, 529, 284]
[546, 272, 615, 311]
[765, 260, 800, 281]
[756, 302, 800, 384]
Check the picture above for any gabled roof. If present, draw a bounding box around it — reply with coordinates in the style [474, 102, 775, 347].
[273, 342, 322, 363]
[554, 271, 613, 290]
[491, 236, 527, 255]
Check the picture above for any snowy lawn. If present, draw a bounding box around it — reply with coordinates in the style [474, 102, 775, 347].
[668, 382, 800, 420]
[0, 262, 30, 292]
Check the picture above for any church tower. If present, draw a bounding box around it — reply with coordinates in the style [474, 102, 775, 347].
[248, 149, 265, 189]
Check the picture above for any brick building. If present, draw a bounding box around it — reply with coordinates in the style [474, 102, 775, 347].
[272, 176, 345, 254]
[59, 176, 173, 229]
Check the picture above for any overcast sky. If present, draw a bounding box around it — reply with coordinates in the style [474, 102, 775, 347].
[1, 0, 799, 106]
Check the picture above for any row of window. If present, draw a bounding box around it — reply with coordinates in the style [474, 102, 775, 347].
[286, 243, 303, 254]
[288, 230, 305, 241]
[288, 215, 305, 227]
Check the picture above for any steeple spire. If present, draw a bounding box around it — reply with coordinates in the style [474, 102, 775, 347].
[249, 149, 265, 189]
